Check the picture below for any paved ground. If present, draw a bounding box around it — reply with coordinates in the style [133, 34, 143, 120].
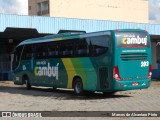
[0, 80, 160, 120]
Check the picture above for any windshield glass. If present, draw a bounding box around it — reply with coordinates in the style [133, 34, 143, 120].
[12, 46, 23, 70]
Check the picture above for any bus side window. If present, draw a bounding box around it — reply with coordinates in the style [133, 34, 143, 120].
[21, 45, 34, 60]
[35, 43, 48, 59]
[94, 46, 108, 55]
[75, 39, 89, 57]
[48, 42, 59, 58]
[61, 40, 74, 58]
[87, 35, 109, 56]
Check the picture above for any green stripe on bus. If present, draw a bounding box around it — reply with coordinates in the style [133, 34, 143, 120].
[80, 58, 97, 91]
[71, 58, 87, 89]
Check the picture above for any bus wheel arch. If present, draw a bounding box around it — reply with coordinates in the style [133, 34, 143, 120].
[72, 76, 84, 96]
[22, 74, 31, 90]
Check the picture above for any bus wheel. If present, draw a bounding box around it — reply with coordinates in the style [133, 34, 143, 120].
[23, 77, 31, 90]
[73, 78, 84, 96]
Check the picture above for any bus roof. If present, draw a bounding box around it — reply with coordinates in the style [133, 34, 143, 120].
[18, 29, 146, 46]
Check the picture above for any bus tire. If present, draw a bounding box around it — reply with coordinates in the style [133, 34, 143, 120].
[73, 78, 84, 96]
[23, 76, 31, 90]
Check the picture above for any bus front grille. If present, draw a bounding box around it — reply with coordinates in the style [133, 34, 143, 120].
[120, 53, 147, 61]
[99, 67, 108, 89]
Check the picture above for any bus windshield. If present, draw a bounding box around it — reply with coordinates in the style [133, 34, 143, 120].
[116, 31, 150, 48]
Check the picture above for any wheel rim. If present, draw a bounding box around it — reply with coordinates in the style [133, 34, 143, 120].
[75, 81, 82, 94]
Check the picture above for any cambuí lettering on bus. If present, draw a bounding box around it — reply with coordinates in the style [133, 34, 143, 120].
[122, 35, 147, 45]
[34, 62, 59, 80]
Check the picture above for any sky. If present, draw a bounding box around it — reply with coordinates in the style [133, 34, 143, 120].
[0, 0, 159, 24]
[149, 0, 160, 24]
[0, 0, 28, 15]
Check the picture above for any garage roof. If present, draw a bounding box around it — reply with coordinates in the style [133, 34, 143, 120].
[0, 13, 160, 35]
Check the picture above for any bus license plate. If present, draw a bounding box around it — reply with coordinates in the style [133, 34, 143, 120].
[132, 82, 138, 86]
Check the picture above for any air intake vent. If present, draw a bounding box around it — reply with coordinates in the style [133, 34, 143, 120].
[120, 53, 147, 61]
[99, 67, 108, 88]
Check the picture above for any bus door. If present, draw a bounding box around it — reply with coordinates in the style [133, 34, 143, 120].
[115, 31, 151, 82]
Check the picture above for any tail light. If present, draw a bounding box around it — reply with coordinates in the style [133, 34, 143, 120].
[148, 65, 152, 78]
[113, 66, 121, 80]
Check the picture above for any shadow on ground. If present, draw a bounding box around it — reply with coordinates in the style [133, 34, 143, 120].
[0, 81, 132, 100]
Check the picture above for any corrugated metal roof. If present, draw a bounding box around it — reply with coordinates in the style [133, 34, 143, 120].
[0, 13, 160, 35]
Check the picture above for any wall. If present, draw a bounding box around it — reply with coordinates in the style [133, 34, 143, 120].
[0, 13, 160, 80]
[49, 0, 148, 23]
[0, 14, 160, 35]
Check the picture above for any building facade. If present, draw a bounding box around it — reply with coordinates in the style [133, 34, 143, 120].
[28, 0, 148, 23]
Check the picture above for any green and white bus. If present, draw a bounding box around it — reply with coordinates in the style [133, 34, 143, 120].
[12, 29, 152, 95]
